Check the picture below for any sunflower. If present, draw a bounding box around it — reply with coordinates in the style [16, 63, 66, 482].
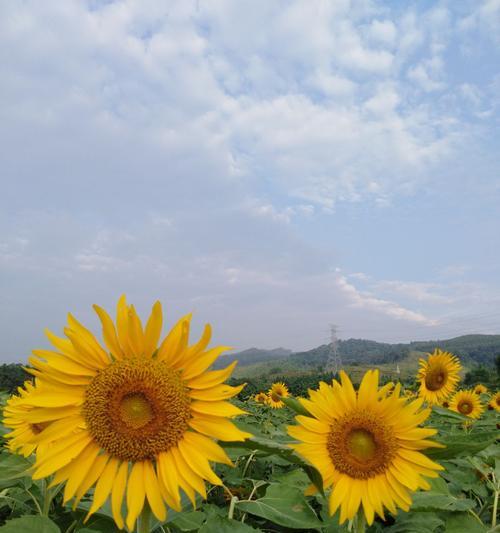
[288, 370, 444, 525]
[254, 392, 268, 404]
[378, 382, 395, 399]
[3, 381, 51, 457]
[16, 296, 251, 530]
[487, 391, 500, 412]
[267, 382, 289, 409]
[417, 349, 461, 404]
[473, 384, 488, 395]
[449, 390, 484, 419]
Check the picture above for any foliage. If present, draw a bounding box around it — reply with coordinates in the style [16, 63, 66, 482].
[0, 389, 499, 532]
[0, 365, 30, 394]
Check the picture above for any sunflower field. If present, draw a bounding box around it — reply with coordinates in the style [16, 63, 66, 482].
[0, 298, 499, 533]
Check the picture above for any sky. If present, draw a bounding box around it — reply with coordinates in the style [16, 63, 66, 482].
[1, 0, 500, 362]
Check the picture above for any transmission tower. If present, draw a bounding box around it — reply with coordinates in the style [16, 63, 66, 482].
[325, 324, 342, 375]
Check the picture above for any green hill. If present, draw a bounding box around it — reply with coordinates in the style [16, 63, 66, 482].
[230, 334, 500, 380]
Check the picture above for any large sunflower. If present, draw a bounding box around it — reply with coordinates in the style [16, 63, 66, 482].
[417, 349, 461, 404]
[288, 370, 444, 525]
[15, 296, 251, 530]
[449, 390, 484, 419]
[267, 382, 289, 409]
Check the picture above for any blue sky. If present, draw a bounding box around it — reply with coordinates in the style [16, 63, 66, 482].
[1, 0, 499, 361]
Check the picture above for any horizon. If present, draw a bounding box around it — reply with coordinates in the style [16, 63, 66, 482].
[1, 1, 500, 363]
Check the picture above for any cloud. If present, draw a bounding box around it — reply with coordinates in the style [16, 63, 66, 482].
[0, 1, 499, 359]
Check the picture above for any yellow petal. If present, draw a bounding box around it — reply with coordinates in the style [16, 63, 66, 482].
[116, 295, 132, 357]
[157, 451, 181, 510]
[86, 457, 119, 521]
[143, 460, 167, 522]
[73, 453, 109, 509]
[187, 361, 238, 390]
[189, 415, 252, 441]
[178, 438, 222, 485]
[126, 462, 146, 531]
[111, 461, 128, 530]
[189, 383, 245, 401]
[181, 346, 231, 380]
[93, 304, 124, 359]
[63, 443, 100, 503]
[127, 305, 145, 357]
[143, 301, 163, 358]
[183, 432, 233, 466]
[156, 314, 191, 366]
[190, 400, 246, 418]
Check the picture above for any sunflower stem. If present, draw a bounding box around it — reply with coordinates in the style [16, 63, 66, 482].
[138, 502, 152, 533]
[492, 489, 499, 528]
[228, 495, 238, 520]
[41, 479, 51, 516]
[354, 509, 366, 533]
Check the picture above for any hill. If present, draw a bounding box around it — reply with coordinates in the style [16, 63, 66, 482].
[288, 334, 500, 369]
[229, 334, 500, 380]
[213, 347, 291, 369]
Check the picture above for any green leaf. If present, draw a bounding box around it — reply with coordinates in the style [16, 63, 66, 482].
[236, 483, 323, 529]
[280, 396, 312, 417]
[198, 516, 261, 532]
[411, 491, 475, 512]
[443, 513, 488, 533]
[0, 516, 60, 533]
[0, 453, 33, 487]
[432, 406, 468, 421]
[167, 511, 206, 531]
[427, 431, 499, 460]
[386, 511, 444, 533]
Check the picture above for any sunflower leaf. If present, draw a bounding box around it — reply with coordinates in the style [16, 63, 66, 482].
[0, 516, 60, 533]
[236, 483, 323, 529]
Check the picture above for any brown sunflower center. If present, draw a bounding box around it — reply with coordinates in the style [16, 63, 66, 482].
[270, 392, 281, 402]
[82, 358, 191, 461]
[496, 397, 500, 406]
[458, 401, 473, 415]
[30, 422, 49, 435]
[327, 411, 396, 479]
[424, 366, 448, 391]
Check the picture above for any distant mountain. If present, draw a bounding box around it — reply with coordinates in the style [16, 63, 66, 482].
[213, 347, 292, 369]
[289, 335, 500, 368]
[214, 335, 500, 372]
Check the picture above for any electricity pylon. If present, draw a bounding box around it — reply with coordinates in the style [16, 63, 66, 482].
[325, 324, 342, 375]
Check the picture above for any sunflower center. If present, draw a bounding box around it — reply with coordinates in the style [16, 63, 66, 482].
[119, 393, 154, 429]
[424, 367, 447, 391]
[347, 429, 377, 462]
[327, 411, 396, 479]
[82, 358, 191, 462]
[30, 422, 49, 435]
[458, 401, 472, 415]
[496, 397, 500, 406]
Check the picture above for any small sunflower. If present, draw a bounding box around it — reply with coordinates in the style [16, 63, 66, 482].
[378, 381, 395, 399]
[254, 392, 268, 404]
[487, 392, 500, 411]
[3, 381, 51, 457]
[473, 384, 488, 395]
[288, 370, 443, 525]
[417, 349, 461, 404]
[449, 390, 484, 419]
[267, 382, 289, 409]
[487, 391, 500, 412]
[12, 296, 251, 530]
